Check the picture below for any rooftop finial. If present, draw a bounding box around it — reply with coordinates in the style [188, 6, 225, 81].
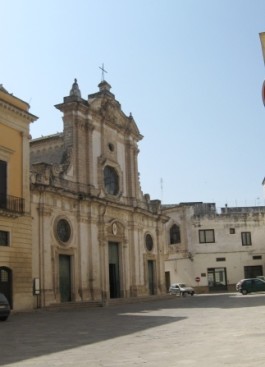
[69, 78, 81, 98]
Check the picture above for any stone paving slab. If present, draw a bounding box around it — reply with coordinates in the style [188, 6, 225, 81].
[1, 293, 265, 366]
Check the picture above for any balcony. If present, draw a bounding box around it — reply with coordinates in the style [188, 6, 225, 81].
[0, 194, 25, 214]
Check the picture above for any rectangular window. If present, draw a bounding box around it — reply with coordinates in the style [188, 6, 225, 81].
[253, 255, 262, 260]
[216, 257, 226, 262]
[241, 232, 252, 246]
[0, 230, 9, 246]
[199, 229, 215, 243]
[229, 228, 235, 234]
[0, 160, 7, 209]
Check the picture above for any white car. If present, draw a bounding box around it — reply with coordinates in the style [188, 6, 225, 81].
[169, 283, 195, 296]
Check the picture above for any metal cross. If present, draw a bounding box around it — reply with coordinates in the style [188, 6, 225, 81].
[99, 63, 108, 81]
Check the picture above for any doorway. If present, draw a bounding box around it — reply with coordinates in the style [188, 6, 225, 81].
[207, 267, 227, 291]
[0, 267, 12, 308]
[148, 260, 155, 295]
[165, 271, 170, 293]
[109, 242, 121, 298]
[59, 255, 71, 302]
[244, 265, 263, 279]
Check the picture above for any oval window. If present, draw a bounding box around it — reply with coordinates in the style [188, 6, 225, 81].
[56, 218, 71, 243]
[145, 234, 153, 251]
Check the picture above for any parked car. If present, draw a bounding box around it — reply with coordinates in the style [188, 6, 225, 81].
[236, 278, 265, 295]
[169, 283, 195, 296]
[0, 292, 10, 321]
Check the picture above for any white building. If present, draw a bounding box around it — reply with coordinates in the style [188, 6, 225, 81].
[163, 203, 265, 292]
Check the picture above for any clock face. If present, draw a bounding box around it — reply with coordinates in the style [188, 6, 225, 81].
[56, 219, 71, 243]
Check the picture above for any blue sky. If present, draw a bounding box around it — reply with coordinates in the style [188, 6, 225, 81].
[2, 0, 265, 209]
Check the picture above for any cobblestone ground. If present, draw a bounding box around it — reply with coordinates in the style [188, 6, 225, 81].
[1, 293, 265, 367]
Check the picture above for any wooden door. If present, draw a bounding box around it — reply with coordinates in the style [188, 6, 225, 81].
[59, 255, 71, 302]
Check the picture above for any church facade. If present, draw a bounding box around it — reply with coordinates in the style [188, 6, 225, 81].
[30, 79, 168, 308]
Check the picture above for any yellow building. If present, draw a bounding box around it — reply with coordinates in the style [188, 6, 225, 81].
[0, 85, 37, 311]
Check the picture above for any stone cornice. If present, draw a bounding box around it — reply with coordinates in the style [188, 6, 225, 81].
[0, 99, 38, 124]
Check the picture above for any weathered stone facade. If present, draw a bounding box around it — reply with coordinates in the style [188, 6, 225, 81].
[163, 203, 265, 292]
[30, 80, 168, 308]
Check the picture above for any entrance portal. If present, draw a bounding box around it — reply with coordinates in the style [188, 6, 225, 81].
[148, 260, 155, 295]
[59, 255, 71, 302]
[0, 267, 12, 308]
[207, 267, 227, 291]
[109, 242, 120, 298]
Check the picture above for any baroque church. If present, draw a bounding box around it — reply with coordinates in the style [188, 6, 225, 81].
[30, 79, 168, 307]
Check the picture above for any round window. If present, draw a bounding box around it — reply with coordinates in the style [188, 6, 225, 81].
[56, 218, 71, 243]
[145, 234, 153, 251]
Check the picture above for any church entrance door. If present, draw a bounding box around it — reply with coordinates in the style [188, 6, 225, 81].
[59, 255, 71, 302]
[148, 260, 155, 295]
[108, 242, 121, 298]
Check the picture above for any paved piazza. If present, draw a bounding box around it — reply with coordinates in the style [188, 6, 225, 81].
[1, 293, 265, 367]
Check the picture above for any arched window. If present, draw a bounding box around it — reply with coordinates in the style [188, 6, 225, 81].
[104, 166, 119, 195]
[170, 224, 181, 244]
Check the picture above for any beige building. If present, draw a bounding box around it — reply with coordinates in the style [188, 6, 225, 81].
[163, 203, 265, 292]
[30, 79, 168, 308]
[0, 85, 37, 311]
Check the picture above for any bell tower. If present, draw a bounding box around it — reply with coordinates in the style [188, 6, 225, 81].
[55, 79, 94, 188]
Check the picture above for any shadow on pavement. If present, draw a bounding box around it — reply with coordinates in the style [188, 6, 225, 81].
[0, 293, 264, 365]
[0, 304, 185, 365]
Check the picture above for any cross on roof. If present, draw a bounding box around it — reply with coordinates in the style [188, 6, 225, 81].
[99, 63, 108, 81]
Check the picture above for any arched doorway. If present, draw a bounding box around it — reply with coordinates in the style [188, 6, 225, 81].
[0, 267, 12, 308]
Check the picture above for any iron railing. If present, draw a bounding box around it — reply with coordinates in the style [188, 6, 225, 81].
[0, 194, 24, 214]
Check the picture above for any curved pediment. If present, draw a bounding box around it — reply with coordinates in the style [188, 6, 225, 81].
[88, 81, 143, 142]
